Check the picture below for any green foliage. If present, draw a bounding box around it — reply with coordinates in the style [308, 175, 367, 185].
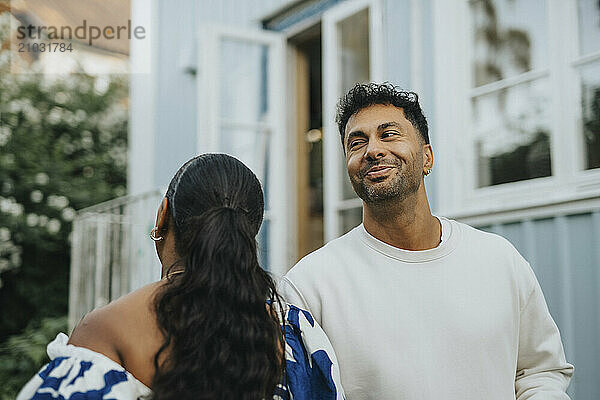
[0, 316, 67, 400]
[0, 10, 128, 397]
[0, 69, 129, 335]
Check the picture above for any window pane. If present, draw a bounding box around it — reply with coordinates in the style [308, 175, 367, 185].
[470, 0, 548, 87]
[473, 79, 552, 187]
[580, 62, 600, 169]
[219, 127, 270, 204]
[338, 8, 370, 94]
[338, 8, 370, 200]
[219, 40, 268, 122]
[578, 0, 600, 56]
[339, 207, 362, 234]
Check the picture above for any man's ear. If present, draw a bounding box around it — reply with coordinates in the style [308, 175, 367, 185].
[156, 197, 169, 231]
[423, 144, 434, 172]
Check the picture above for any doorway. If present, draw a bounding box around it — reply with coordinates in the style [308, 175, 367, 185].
[285, 0, 382, 261]
[290, 24, 325, 260]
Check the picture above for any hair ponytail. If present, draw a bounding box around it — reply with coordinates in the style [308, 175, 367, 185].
[151, 154, 285, 400]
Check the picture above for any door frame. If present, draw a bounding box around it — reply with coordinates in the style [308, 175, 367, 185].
[321, 0, 384, 241]
[197, 25, 290, 276]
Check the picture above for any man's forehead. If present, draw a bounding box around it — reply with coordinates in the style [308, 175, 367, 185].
[346, 104, 408, 134]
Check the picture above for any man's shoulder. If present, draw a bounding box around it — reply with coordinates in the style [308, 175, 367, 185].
[286, 225, 361, 279]
[451, 218, 517, 252]
[448, 218, 530, 271]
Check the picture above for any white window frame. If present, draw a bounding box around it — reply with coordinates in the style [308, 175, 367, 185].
[196, 25, 291, 277]
[433, 0, 600, 219]
[322, 0, 384, 241]
[567, 0, 600, 179]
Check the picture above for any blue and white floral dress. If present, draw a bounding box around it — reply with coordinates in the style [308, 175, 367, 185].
[17, 304, 345, 400]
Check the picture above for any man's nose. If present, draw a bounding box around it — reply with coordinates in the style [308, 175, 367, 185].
[364, 138, 386, 160]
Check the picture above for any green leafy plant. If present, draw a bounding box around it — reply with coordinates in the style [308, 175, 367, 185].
[0, 316, 67, 400]
[0, 10, 128, 398]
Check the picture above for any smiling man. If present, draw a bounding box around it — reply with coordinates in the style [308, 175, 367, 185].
[280, 83, 573, 399]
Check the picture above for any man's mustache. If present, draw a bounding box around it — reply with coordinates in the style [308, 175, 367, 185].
[359, 159, 402, 178]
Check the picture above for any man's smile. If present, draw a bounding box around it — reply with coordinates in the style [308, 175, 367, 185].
[363, 164, 397, 180]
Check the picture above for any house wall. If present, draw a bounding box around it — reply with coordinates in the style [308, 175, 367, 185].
[475, 209, 600, 399]
[130, 0, 439, 200]
[129, 0, 294, 195]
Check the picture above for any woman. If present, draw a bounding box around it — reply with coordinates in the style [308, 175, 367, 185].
[18, 154, 344, 400]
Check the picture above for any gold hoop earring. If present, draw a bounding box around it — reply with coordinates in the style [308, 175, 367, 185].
[150, 226, 163, 241]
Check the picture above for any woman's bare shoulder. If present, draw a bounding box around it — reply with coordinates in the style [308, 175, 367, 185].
[109, 280, 163, 311]
[68, 281, 164, 365]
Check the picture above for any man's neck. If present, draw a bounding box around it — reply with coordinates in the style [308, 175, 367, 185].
[362, 186, 441, 251]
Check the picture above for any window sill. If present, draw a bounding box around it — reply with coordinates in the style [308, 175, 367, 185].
[439, 169, 600, 221]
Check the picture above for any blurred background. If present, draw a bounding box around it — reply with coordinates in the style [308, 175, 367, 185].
[0, 0, 598, 398]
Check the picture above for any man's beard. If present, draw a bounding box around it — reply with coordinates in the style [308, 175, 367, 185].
[349, 157, 422, 204]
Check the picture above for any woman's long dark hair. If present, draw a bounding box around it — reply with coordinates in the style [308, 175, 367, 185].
[152, 154, 285, 400]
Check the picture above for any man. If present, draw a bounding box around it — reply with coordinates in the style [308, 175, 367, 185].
[280, 82, 573, 399]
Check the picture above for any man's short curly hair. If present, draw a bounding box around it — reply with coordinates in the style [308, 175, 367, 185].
[335, 82, 429, 147]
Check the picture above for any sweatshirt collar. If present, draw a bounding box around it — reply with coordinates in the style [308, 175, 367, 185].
[357, 216, 460, 263]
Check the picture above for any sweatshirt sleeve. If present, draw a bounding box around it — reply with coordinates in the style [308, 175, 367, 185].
[515, 266, 574, 399]
[279, 276, 313, 313]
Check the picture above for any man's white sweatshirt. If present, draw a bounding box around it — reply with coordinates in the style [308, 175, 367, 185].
[281, 217, 573, 399]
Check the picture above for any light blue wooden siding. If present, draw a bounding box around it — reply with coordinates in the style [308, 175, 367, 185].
[383, 0, 411, 88]
[567, 213, 599, 400]
[533, 218, 566, 328]
[151, 0, 294, 189]
[153, 0, 199, 189]
[198, 0, 294, 27]
[477, 211, 600, 399]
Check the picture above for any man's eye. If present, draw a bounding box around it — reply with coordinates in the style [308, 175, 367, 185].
[382, 131, 398, 138]
[349, 140, 365, 148]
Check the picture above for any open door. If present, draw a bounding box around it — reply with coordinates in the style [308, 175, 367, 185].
[322, 0, 384, 241]
[197, 26, 290, 277]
